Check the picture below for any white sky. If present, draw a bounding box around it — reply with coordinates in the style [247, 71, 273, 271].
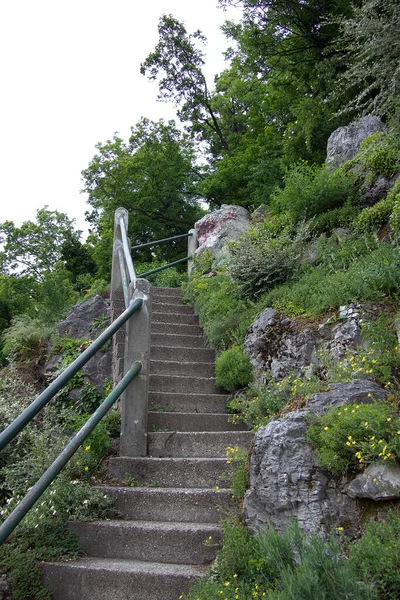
[0, 0, 240, 235]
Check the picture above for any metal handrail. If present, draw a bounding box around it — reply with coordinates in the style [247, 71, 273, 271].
[0, 361, 142, 546]
[0, 297, 144, 452]
[138, 256, 191, 279]
[130, 231, 192, 252]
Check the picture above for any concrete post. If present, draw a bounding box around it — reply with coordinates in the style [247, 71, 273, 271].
[120, 278, 152, 457]
[187, 228, 198, 278]
[110, 208, 129, 385]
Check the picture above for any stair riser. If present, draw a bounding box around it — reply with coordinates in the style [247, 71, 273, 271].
[152, 311, 198, 325]
[150, 360, 214, 378]
[150, 346, 215, 362]
[108, 457, 233, 489]
[152, 301, 192, 314]
[152, 322, 203, 336]
[149, 392, 229, 414]
[152, 287, 182, 298]
[151, 333, 207, 348]
[97, 487, 232, 523]
[148, 431, 253, 458]
[148, 412, 248, 432]
[69, 522, 221, 565]
[43, 563, 200, 600]
[149, 374, 219, 394]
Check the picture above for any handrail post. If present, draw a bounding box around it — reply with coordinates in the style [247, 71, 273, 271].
[111, 208, 129, 385]
[187, 228, 198, 278]
[120, 278, 152, 456]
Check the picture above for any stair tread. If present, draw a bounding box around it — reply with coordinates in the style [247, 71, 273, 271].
[44, 557, 205, 575]
[73, 520, 221, 531]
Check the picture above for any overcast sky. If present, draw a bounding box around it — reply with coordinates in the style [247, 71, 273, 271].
[0, 0, 240, 234]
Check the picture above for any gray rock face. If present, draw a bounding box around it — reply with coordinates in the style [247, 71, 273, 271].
[345, 462, 400, 501]
[244, 304, 378, 381]
[44, 295, 112, 397]
[326, 115, 386, 167]
[194, 204, 251, 260]
[243, 381, 389, 537]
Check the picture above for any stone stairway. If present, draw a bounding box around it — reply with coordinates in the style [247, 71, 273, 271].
[43, 287, 253, 600]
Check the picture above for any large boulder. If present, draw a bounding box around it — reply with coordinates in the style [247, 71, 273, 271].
[244, 304, 378, 381]
[194, 204, 251, 260]
[326, 115, 385, 168]
[243, 380, 391, 537]
[43, 295, 112, 398]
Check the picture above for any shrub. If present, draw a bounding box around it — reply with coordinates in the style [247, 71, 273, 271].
[136, 259, 186, 287]
[388, 180, 400, 237]
[215, 347, 252, 392]
[1, 315, 51, 364]
[350, 132, 400, 184]
[311, 202, 359, 235]
[349, 510, 400, 599]
[355, 195, 397, 234]
[271, 162, 357, 221]
[306, 401, 400, 475]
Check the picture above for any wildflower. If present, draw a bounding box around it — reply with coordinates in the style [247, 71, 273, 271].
[85, 445, 91, 451]
[224, 582, 230, 587]
[364, 422, 369, 428]
[337, 526, 344, 531]
[387, 418, 392, 422]
[84, 466, 89, 471]
[324, 426, 329, 431]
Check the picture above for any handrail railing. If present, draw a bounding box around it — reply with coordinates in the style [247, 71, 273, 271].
[0, 207, 199, 546]
[0, 297, 144, 452]
[0, 362, 142, 546]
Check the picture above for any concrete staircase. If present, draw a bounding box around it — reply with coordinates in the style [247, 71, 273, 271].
[43, 287, 253, 600]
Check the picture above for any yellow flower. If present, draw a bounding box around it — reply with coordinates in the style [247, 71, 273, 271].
[85, 445, 91, 451]
[337, 526, 344, 531]
[364, 422, 369, 427]
[387, 418, 392, 422]
[224, 581, 230, 587]
[348, 435, 352, 440]
[324, 426, 329, 431]
[84, 466, 89, 471]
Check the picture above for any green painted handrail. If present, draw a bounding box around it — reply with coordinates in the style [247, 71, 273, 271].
[0, 361, 142, 546]
[138, 256, 191, 279]
[131, 231, 192, 252]
[0, 297, 144, 452]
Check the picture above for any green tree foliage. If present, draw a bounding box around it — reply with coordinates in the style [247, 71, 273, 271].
[82, 118, 204, 277]
[333, 0, 400, 119]
[141, 15, 229, 150]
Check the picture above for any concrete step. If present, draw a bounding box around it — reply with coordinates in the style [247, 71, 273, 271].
[95, 486, 233, 523]
[151, 301, 194, 315]
[151, 333, 207, 348]
[152, 310, 198, 325]
[149, 374, 220, 394]
[108, 457, 233, 488]
[148, 411, 248, 432]
[152, 287, 182, 298]
[150, 359, 214, 378]
[148, 431, 253, 458]
[43, 558, 204, 600]
[152, 321, 203, 336]
[149, 391, 230, 414]
[150, 346, 215, 362]
[69, 520, 221, 565]
[152, 294, 185, 306]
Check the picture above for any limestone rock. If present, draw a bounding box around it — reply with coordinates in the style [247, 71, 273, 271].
[194, 204, 251, 260]
[345, 462, 400, 501]
[43, 295, 112, 397]
[243, 380, 388, 536]
[326, 115, 385, 168]
[244, 304, 379, 381]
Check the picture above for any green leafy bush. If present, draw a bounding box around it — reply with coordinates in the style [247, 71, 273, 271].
[311, 202, 359, 235]
[271, 162, 357, 221]
[307, 401, 400, 474]
[1, 316, 51, 364]
[228, 225, 305, 299]
[349, 510, 400, 599]
[136, 259, 186, 287]
[350, 132, 400, 183]
[388, 180, 400, 237]
[355, 195, 397, 234]
[215, 347, 252, 392]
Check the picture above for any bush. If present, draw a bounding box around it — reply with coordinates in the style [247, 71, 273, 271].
[311, 202, 359, 235]
[1, 315, 51, 365]
[349, 510, 400, 599]
[355, 195, 397, 234]
[136, 259, 186, 287]
[388, 180, 400, 237]
[215, 347, 253, 392]
[271, 162, 357, 221]
[306, 401, 400, 474]
[350, 132, 400, 184]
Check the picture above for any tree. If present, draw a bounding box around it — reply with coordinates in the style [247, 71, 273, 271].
[333, 0, 400, 120]
[0, 208, 87, 282]
[141, 15, 229, 151]
[82, 118, 205, 277]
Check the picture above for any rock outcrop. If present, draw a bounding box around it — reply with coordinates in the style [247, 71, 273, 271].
[326, 115, 385, 167]
[194, 204, 251, 260]
[244, 304, 378, 381]
[43, 295, 112, 397]
[243, 380, 391, 537]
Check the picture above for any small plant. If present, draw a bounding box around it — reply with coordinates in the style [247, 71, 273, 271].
[349, 510, 400, 599]
[349, 131, 400, 184]
[215, 347, 253, 392]
[306, 401, 400, 474]
[1, 315, 51, 365]
[225, 446, 248, 501]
